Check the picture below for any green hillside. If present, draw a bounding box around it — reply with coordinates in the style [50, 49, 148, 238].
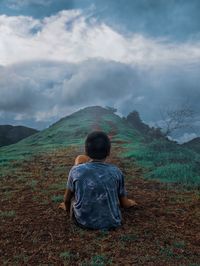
[0, 106, 141, 167]
[182, 137, 200, 154]
[0, 106, 200, 188]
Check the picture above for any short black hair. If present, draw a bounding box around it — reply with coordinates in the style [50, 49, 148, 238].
[85, 131, 111, 159]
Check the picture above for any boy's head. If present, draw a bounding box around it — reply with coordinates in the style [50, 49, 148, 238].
[85, 131, 111, 160]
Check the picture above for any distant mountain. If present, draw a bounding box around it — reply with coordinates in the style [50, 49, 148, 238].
[0, 125, 39, 147]
[182, 137, 200, 154]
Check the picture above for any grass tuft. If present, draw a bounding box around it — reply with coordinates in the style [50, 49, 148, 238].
[0, 210, 16, 218]
[52, 195, 63, 203]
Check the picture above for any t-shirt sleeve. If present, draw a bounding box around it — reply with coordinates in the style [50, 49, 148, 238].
[117, 171, 128, 197]
[66, 167, 75, 192]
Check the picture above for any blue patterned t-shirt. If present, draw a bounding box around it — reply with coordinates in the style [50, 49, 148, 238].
[66, 162, 127, 230]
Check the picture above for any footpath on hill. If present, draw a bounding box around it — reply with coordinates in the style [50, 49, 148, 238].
[0, 144, 200, 266]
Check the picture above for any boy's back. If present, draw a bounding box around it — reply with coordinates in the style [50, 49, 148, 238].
[67, 161, 127, 230]
[59, 131, 137, 230]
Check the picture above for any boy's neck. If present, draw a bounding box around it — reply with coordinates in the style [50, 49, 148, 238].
[89, 158, 106, 163]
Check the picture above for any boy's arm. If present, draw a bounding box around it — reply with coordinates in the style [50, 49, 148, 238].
[64, 188, 74, 212]
[117, 171, 137, 208]
[59, 189, 74, 212]
[119, 196, 137, 208]
[59, 166, 75, 211]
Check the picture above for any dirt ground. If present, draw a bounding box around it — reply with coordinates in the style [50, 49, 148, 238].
[0, 146, 200, 266]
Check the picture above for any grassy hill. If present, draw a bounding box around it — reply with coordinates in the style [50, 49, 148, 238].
[0, 125, 38, 147]
[0, 106, 199, 187]
[1, 106, 200, 265]
[0, 106, 140, 176]
[182, 137, 200, 154]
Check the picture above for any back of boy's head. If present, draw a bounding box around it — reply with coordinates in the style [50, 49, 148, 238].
[85, 131, 111, 159]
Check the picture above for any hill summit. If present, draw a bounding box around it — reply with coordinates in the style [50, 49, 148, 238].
[11, 105, 142, 151]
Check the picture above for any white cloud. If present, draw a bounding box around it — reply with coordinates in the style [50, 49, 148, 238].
[34, 106, 61, 122]
[0, 10, 200, 66]
[173, 133, 198, 144]
[14, 113, 28, 121]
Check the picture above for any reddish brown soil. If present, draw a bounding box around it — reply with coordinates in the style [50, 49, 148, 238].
[0, 146, 200, 266]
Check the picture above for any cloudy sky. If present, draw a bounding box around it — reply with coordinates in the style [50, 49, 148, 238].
[0, 0, 200, 142]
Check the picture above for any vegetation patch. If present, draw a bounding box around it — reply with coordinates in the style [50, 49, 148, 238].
[0, 210, 16, 218]
[52, 194, 63, 203]
[81, 254, 112, 266]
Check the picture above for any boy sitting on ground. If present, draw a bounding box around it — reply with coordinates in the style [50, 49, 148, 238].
[59, 131, 137, 230]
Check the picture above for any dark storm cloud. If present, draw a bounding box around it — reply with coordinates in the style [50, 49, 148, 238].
[59, 60, 140, 107]
[0, 72, 38, 112]
[0, 60, 141, 117]
[0, 59, 200, 137]
[0, 61, 75, 114]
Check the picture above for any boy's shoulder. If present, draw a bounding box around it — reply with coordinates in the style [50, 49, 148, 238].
[71, 162, 122, 174]
[105, 162, 122, 173]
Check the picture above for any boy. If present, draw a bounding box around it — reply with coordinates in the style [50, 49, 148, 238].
[59, 131, 137, 230]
